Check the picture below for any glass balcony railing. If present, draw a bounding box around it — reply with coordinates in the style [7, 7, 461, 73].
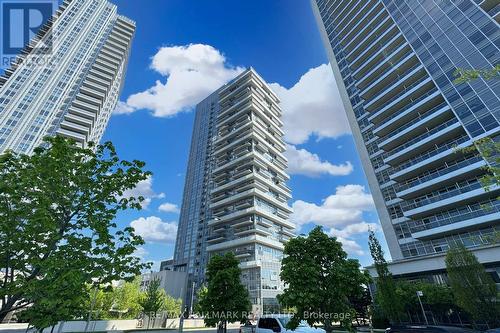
[337, 1, 378, 45]
[367, 75, 431, 116]
[396, 155, 484, 193]
[381, 102, 448, 142]
[391, 135, 470, 173]
[362, 61, 421, 98]
[359, 52, 414, 90]
[372, 88, 439, 125]
[410, 199, 500, 234]
[353, 34, 405, 78]
[489, 3, 500, 16]
[401, 181, 483, 211]
[346, 13, 389, 58]
[386, 118, 459, 156]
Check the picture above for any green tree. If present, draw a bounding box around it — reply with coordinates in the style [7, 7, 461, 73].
[90, 287, 114, 320]
[17, 270, 89, 332]
[454, 64, 500, 84]
[194, 285, 208, 314]
[445, 244, 500, 327]
[395, 280, 456, 323]
[454, 66, 500, 202]
[197, 253, 251, 333]
[368, 230, 404, 323]
[162, 294, 182, 317]
[107, 278, 143, 319]
[456, 137, 500, 199]
[278, 226, 370, 333]
[0, 137, 150, 324]
[140, 277, 165, 316]
[349, 286, 372, 326]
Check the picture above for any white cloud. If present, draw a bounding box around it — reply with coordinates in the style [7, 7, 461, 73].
[130, 216, 178, 243]
[119, 176, 165, 209]
[336, 236, 365, 256]
[114, 101, 135, 115]
[118, 44, 244, 117]
[291, 185, 375, 229]
[158, 202, 180, 214]
[285, 144, 353, 177]
[328, 221, 380, 239]
[133, 246, 149, 259]
[270, 64, 351, 145]
[326, 222, 381, 256]
[292, 186, 377, 257]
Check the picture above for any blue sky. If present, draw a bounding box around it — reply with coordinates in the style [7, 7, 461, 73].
[104, 0, 389, 268]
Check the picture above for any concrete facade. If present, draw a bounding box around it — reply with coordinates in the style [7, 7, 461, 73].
[173, 68, 293, 312]
[140, 270, 188, 301]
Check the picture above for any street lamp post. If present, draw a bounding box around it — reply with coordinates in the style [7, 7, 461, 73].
[179, 284, 184, 333]
[190, 281, 195, 316]
[84, 286, 98, 333]
[416, 291, 429, 325]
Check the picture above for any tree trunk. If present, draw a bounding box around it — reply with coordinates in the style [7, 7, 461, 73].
[0, 296, 22, 323]
[324, 320, 333, 333]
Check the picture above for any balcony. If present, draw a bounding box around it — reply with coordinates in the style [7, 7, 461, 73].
[72, 99, 100, 113]
[384, 118, 460, 159]
[60, 120, 90, 136]
[369, 81, 436, 124]
[56, 128, 86, 143]
[396, 156, 486, 198]
[356, 43, 412, 89]
[390, 135, 471, 180]
[206, 234, 284, 252]
[216, 119, 252, 143]
[411, 199, 500, 240]
[64, 112, 94, 128]
[402, 181, 493, 217]
[213, 151, 254, 173]
[360, 57, 420, 101]
[234, 224, 272, 237]
[210, 188, 255, 209]
[364, 69, 427, 112]
[353, 34, 406, 79]
[378, 105, 452, 150]
[384, 120, 463, 165]
[346, 14, 392, 62]
[337, 1, 380, 46]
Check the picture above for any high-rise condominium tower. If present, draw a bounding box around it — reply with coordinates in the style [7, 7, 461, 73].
[0, 0, 135, 154]
[312, 0, 500, 282]
[174, 68, 293, 312]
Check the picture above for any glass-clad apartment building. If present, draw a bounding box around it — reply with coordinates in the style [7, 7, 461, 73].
[0, 0, 135, 155]
[174, 68, 294, 312]
[173, 91, 219, 310]
[311, 0, 500, 281]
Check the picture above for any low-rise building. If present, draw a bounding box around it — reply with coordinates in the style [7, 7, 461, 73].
[140, 270, 188, 301]
[160, 259, 175, 271]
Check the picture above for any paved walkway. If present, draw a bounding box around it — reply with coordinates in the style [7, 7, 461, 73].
[0, 325, 240, 333]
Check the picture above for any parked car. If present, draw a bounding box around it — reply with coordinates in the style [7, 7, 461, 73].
[256, 315, 325, 333]
[386, 325, 479, 333]
[240, 321, 256, 333]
